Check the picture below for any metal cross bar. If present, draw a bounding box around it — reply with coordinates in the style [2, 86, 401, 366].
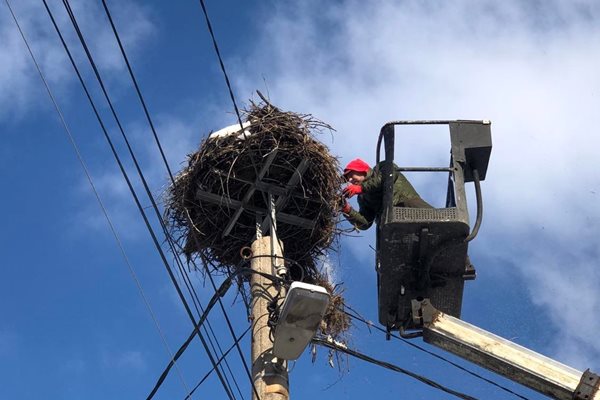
[221, 150, 279, 238]
[195, 188, 316, 229]
[383, 119, 490, 126]
[260, 159, 310, 235]
[209, 168, 321, 203]
[397, 167, 454, 172]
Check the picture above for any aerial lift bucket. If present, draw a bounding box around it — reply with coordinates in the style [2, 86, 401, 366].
[375, 120, 492, 335]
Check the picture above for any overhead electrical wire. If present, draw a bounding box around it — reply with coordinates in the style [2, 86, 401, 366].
[146, 274, 237, 400]
[27, 0, 526, 399]
[41, 1, 235, 398]
[194, 0, 265, 193]
[2, 0, 191, 396]
[184, 326, 252, 400]
[191, 3, 274, 397]
[11, 0, 530, 399]
[53, 3, 242, 398]
[172, 255, 245, 400]
[80, 0, 253, 394]
[342, 306, 531, 400]
[98, 1, 261, 398]
[313, 337, 480, 400]
[146, 267, 281, 399]
[58, 0, 240, 396]
[97, 0, 176, 182]
[196, 0, 245, 132]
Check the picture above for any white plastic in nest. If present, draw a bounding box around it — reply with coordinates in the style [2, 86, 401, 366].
[208, 121, 252, 140]
[273, 282, 330, 360]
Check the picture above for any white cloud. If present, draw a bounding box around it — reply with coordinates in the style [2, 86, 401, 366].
[103, 349, 147, 372]
[0, 0, 154, 121]
[233, 0, 600, 368]
[115, 350, 146, 371]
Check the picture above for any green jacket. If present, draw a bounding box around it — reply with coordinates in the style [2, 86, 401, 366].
[345, 163, 430, 230]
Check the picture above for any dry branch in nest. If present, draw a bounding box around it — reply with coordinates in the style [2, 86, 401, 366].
[315, 273, 351, 340]
[165, 98, 350, 340]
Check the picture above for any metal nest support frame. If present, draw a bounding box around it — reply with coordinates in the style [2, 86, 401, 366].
[195, 155, 314, 234]
[195, 154, 315, 279]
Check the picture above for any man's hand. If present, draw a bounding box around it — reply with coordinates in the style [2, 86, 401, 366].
[341, 200, 352, 214]
[337, 196, 352, 214]
[343, 184, 362, 198]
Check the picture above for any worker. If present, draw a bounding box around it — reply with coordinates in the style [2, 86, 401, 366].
[341, 158, 475, 280]
[341, 158, 432, 230]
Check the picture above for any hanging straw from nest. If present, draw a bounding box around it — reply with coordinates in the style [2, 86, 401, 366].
[165, 96, 350, 339]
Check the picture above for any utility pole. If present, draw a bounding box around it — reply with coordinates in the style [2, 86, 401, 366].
[250, 234, 289, 400]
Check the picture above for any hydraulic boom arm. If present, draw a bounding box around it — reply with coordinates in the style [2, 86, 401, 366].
[412, 299, 600, 400]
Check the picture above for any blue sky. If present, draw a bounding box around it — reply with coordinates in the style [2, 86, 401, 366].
[1, 0, 600, 399]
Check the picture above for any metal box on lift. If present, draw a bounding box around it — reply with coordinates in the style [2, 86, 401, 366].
[376, 120, 492, 334]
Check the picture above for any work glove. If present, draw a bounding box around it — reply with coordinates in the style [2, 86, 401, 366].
[341, 200, 352, 214]
[343, 184, 363, 198]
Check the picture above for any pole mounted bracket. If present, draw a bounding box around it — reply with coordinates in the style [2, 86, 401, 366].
[411, 298, 439, 327]
[574, 369, 600, 400]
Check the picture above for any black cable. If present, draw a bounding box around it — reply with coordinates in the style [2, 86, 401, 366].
[185, 326, 252, 400]
[195, 0, 267, 214]
[313, 337, 480, 400]
[57, 5, 242, 399]
[98, 0, 176, 184]
[98, 2, 262, 397]
[342, 306, 531, 400]
[145, 267, 277, 398]
[56, 5, 240, 399]
[196, 0, 245, 133]
[175, 257, 245, 400]
[242, 254, 307, 283]
[465, 169, 482, 242]
[4, 0, 190, 394]
[42, 2, 234, 398]
[146, 275, 236, 400]
[191, 5, 299, 399]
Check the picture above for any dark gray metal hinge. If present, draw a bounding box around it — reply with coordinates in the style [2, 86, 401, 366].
[574, 369, 600, 400]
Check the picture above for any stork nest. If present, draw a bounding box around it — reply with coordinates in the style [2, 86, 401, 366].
[165, 100, 344, 282]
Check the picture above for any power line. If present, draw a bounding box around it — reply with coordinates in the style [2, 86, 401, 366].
[11, 2, 529, 398]
[58, 0, 239, 395]
[42, 1, 235, 398]
[173, 255, 245, 400]
[194, 0, 264, 195]
[342, 306, 531, 400]
[191, 3, 269, 396]
[53, 3, 241, 397]
[146, 274, 237, 400]
[98, 1, 260, 398]
[98, 0, 176, 183]
[185, 326, 252, 400]
[313, 336, 480, 400]
[196, 0, 245, 132]
[3, 0, 191, 396]
[146, 268, 280, 399]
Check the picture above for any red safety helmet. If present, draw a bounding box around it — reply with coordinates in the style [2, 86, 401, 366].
[343, 158, 371, 175]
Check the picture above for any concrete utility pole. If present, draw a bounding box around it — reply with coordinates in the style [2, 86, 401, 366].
[250, 236, 289, 400]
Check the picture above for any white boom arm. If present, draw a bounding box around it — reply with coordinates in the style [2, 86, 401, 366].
[412, 299, 599, 400]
